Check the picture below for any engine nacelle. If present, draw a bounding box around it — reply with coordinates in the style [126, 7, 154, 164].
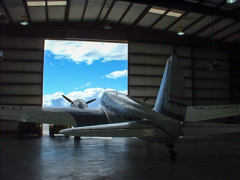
[70, 99, 88, 109]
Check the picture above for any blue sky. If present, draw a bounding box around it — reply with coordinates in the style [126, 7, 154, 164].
[43, 40, 128, 108]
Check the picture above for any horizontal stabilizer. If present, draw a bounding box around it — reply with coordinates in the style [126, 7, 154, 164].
[183, 122, 240, 136]
[60, 120, 169, 138]
[185, 104, 240, 122]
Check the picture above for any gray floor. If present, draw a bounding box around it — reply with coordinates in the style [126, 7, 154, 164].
[1, 133, 240, 180]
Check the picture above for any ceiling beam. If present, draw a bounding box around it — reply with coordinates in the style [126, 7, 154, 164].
[1, 21, 238, 49]
[163, 11, 189, 33]
[22, 0, 31, 24]
[44, 0, 49, 23]
[132, 5, 152, 27]
[205, 22, 238, 39]
[81, 0, 89, 21]
[198, 0, 207, 4]
[192, 17, 224, 36]
[215, 0, 227, 8]
[65, 0, 71, 22]
[183, 15, 207, 32]
[103, 0, 116, 22]
[149, 8, 171, 29]
[0, 0, 13, 23]
[219, 30, 240, 41]
[118, 2, 133, 24]
[96, 0, 107, 21]
[122, 0, 239, 21]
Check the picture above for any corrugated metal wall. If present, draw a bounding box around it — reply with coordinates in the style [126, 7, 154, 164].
[0, 36, 44, 131]
[0, 36, 44, 106]
[192, 49, 230, 105]
[128, 42, 231, 107]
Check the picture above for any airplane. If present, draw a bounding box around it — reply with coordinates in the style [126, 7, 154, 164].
[1, 55, 240, 161]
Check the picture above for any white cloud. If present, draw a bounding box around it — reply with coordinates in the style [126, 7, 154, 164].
[105, 70, 128, 79]
[43, 88, 126, 108]
[85, 82, 92, 86]
[81, 82, 92, 88]
[119, 90, 128, 95]
[45, 40, 128, 65]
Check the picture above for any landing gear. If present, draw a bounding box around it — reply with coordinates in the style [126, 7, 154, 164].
[167, 144, 176, 162]
[74, 136, 82, 140]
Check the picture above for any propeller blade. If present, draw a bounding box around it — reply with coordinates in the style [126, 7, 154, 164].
[86, 99, 96, 104]
[62, 95, 73, 103]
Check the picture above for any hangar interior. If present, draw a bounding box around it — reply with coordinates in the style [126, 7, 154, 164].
[0, 0, 240, 179]
[1, 0, 240, 130]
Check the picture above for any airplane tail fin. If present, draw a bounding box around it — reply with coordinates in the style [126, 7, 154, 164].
[153, 55, 187, 122]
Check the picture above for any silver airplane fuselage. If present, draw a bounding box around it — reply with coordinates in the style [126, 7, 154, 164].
[99, 91, 184, 144]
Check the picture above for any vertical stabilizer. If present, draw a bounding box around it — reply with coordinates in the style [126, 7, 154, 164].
[153, 55, 187, 121]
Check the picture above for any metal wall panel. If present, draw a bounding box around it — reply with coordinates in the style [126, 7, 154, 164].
[0, 36, 44, 131]
[1, 72, 42, 84]
[128, 42, 175, 106]
[129, 43, 173, 55]
[1, 37, 44, 49]
[192, 49, 230, 105]
[128, 42, 231, 107]
[0, 61, 43, 72]
[0, 38, 44, 103]
[3, 50, 43, 60]
[1, 85, 42, 95]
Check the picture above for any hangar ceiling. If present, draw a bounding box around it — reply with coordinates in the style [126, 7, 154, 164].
[1, 0, 240, 47]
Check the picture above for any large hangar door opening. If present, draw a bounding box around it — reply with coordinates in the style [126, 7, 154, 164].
[42, 40, 128, 134]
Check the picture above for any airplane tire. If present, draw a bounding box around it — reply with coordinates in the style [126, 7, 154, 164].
[37, 127, 42, 138]
[49, 132, 54, 137]
[74, 136, 81, 140]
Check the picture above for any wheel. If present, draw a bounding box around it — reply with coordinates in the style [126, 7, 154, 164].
[37, 127, 42, 138]
[49, 132, 54, 137]
[74, 136, 82, 140]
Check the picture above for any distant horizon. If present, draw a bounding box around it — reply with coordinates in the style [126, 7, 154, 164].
[43, 40, 128, 108]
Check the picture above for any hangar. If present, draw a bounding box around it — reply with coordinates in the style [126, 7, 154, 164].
[1, 0, 240, 179]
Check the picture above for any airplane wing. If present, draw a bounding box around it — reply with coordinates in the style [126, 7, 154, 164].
[60, 120, 170, 138]
[185, 104, 240, 122]
[182, 122, 240, 136]
[0, 105, 78, 126]
[0, 105, 104, 126]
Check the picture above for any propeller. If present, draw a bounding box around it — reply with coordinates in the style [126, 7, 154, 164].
[86, 99, 96, 104]
[62, 94, 96, 109]
[62, 95, 72, 103]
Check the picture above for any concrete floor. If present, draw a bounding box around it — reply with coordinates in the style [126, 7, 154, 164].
[1, 133, 240, 180]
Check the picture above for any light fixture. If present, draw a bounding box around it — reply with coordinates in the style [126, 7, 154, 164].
[177, 26, 184, 35]
[103, 21, 111, 30]
[20, 15, 28, 25]
[208, 61, 220, 70]
[226, 0, 236, 3]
